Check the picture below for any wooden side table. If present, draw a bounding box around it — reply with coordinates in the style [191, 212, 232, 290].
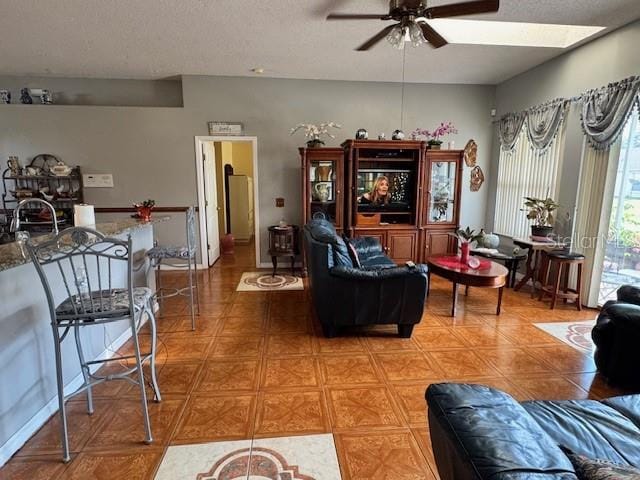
[512, 237, 567, 297]
[268, 225, 300, 277]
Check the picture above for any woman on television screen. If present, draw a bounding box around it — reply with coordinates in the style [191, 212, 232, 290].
[360, 175, 390, 205]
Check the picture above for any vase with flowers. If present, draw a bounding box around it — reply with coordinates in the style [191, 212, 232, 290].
[453, 226, 482, 265]
[290, 122, 342, 148]
[412, 122, 458, 149]
[133, 199, 155, 221]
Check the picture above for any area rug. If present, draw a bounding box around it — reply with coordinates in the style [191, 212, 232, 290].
[534, 320, 596, 354]
[236, 272, 304, 291]
[154, 434, 341, 479]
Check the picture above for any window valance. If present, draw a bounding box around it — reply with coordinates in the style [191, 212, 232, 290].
[580, 76, 640, 150]
[498, 99, 569, 154]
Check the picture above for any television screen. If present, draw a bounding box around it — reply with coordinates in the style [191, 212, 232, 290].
[357, 169, 413, 212]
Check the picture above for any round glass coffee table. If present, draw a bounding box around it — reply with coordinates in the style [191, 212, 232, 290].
[426, 255, 509, 317]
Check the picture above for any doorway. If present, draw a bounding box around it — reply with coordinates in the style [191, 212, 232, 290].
[194, 136, 259, 268]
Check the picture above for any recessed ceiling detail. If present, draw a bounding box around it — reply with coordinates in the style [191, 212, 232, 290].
[428, 19, 605, 47]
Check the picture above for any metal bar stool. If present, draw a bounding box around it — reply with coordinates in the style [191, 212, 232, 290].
[147, 206, 199, 330]
[538, 251, 585, 310]
[26, 227, 161, 462]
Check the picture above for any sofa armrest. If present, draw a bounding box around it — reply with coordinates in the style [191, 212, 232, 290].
[426, 383, 577, 480]
[351, 236, 384, 256]
[330, 264, 428, 281]
[616, 285, 640, 306]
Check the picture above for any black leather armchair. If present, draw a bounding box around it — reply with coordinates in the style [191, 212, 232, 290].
[592, 284, 640, 389]
[303, 219, 428, 338]
[426, 383, 640, 480]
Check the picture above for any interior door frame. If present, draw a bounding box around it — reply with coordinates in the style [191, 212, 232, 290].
[194, 136, 260, 268]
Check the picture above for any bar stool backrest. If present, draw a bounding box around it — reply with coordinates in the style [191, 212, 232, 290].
[26, 227, 134, 324]
[186, 206, 196, 257]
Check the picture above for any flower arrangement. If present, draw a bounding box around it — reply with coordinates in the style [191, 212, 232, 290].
[133, 199, 155, 221]
[412, 122, 458, 148]
[290, 122, 342, 147]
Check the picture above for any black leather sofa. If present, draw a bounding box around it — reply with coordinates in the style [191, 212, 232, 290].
[426, 383, 640, 480]
[303, 218, 428, 338]
[592, 285, 640, 389]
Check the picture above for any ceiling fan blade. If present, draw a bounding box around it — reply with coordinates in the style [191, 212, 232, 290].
[327, 13, 390, 20]
[356, 24, 397, 51]
[419, 22, 448, 48]
[425, 0, 499, 18]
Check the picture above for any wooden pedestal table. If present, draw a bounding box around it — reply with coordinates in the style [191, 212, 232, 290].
[268, 225, 300, 277]
[426, 255, 509, 317]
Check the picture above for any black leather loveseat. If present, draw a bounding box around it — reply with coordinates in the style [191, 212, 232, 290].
[592, 284, 640, 389]
[303, 218, 428, 338]
[426, 383, 640, 480]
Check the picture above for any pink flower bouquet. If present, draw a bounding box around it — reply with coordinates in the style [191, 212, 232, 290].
[412, 122, 458, 147]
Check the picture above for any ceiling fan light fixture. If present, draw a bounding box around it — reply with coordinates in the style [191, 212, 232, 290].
[386, 25, 406, 49]
[408, 22, 427, 47]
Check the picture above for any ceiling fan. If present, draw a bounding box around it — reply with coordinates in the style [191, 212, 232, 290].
[327, 0, 500, 50]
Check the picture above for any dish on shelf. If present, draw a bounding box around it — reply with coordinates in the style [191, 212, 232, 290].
[10, 189, 36, 198]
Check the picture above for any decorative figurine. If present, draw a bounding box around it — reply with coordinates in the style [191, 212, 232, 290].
[392, 129, 405, 140]
[355, 128, 368, 140]
[40, 89, 52, 105]
[20, 88, 32, 104]
[0, 90, 10, 104]
[6, 156, 21, 176]
[378, 133, 386, 140]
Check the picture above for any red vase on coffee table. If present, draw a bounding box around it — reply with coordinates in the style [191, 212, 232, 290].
[460, 241, 470, 265]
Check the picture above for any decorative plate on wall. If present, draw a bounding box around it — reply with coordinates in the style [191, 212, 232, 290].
[463, 139, 477, 167]
[470, 165, 484, 192]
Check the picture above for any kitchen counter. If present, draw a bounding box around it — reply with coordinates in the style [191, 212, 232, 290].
[0, 217, 164, 465]
[0, 217, 169, 272]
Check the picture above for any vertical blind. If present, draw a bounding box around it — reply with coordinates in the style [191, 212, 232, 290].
[494, 126, 566, 238]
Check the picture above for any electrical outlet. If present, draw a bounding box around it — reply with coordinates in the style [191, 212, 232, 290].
[276, 197, 284, 207]
[83, 174, 114, 188]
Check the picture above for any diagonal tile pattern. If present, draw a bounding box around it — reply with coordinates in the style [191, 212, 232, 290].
[1, 243, 626, 480]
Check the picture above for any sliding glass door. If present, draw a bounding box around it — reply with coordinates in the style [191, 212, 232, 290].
[599, 112, 640, 304]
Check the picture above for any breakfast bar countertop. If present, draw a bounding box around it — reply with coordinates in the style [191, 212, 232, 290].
[0, 216, 169, 273]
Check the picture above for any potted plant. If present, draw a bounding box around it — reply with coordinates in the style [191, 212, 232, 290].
[454, 226, 483, 264]
[523, 196, 560, 238]
[133, 199, 155, 221]
[412, 122, 458, 149]
[290, 122, 341, 148]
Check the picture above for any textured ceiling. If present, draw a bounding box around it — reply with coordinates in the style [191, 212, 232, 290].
[0, 0, 638, 85]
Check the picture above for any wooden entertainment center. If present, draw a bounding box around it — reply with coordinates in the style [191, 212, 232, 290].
[300, 139, 463, 264]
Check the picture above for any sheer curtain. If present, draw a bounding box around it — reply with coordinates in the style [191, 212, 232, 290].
[494, 126, 566, 238]
[572, 141, 621, 307]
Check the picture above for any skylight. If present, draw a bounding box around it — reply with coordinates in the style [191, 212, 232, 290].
[423, 19, 605, 48]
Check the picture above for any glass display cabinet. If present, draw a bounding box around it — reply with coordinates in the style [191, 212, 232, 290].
[421, 149, 463, 258]
[300, 147, 345, 230]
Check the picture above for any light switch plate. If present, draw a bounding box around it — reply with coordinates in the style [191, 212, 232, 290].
[83, 173, 114, 188]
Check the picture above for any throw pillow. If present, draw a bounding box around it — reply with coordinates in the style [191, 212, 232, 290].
[560, 446, 640, 479]
[342, 235, 362, 269]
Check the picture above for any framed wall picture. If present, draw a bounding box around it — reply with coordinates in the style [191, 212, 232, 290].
[208, 121, 244, 136]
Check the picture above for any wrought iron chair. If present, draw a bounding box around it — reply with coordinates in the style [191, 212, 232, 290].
[26, 227, 161, 462]
[146, 206, 199, 330]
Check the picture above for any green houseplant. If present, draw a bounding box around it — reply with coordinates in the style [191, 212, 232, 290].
[523, 196, 560, 237]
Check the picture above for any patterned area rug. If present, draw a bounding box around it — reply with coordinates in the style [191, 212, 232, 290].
[534, 320, 596, 354]
[154, 434, 341, 479]
[236, 272, 304, 291]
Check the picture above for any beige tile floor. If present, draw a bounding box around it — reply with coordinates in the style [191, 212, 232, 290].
[0, 244, 630, 479]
